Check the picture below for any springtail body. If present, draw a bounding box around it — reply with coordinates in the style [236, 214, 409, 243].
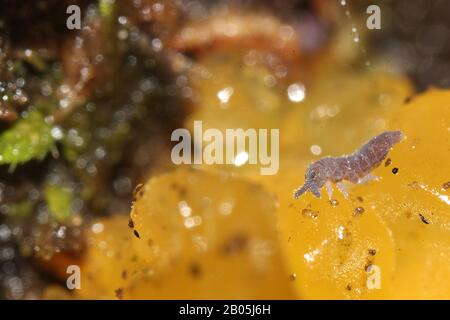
[293, 131, 404, 199]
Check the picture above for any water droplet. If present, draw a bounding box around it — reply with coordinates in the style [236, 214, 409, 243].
[0, 224, 11, 241]
[152, 38, 163, 52]
[287, 83, 306, 102]
[178, 201, 192, 217]
[219, 201, 233, 215]
[118, 16, 128, 25]
[351, 26, 360, 43]
[337, 225, 346, 240]
[91, 223, 104, 234]
[217, 87, 234, 104]
[56, 226, 67, 238]
[50, 126, 64, 140]
[304, 248, 320, 263]
[310, 144, 322, 156]
[118, 29, 128, 40]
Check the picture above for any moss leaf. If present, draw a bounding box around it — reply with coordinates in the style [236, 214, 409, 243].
[44, 184, 73, 222]
[0, 111, 55, 168]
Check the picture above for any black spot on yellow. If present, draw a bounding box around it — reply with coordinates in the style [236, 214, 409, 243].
[222, 233, 248, 255]
[419, 214, 430, 225]
[384, 158, 392, 167]
[189, 263, 202, 278]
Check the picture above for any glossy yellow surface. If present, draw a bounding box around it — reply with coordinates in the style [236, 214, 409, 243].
[356, 89, 450, 299]
[78, 169, 295, 299]
[74, 58, 449, 299]
[186, 51, 298, 132]
[248, 156, 396, 299]
[281, 69, 413, 157]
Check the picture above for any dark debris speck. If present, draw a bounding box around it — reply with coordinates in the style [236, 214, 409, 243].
[329, 199, 339, 207]
[171, 182, 187, 198]
[365, 264, 373, 272]
[404, 95, 414, 104]
[384, 158, 392, 167]
[222, 233, 248, 255]
[419, 214, 430, 225]
[115, 287, 124, 300]
[301, 207, 319, 219]
[189, 263, 203, 278]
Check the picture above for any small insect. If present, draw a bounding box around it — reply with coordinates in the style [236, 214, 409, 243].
[293, 131, 404, 199]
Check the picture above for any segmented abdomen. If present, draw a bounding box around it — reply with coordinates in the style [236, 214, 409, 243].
[344, 130, 403, 181]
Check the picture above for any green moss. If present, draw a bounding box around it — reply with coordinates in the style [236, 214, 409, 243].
[99, 0, 115, 19]
[0, 111, 55, 169]
[44, 184, 74, 222]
